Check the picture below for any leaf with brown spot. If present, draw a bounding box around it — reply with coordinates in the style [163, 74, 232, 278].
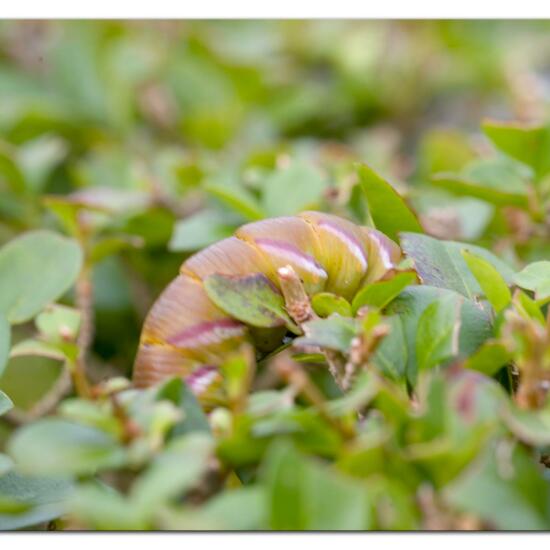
[204, 273, 298, 332]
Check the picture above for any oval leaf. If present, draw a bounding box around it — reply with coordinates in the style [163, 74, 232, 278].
[0, 472, 73, 530]
[513, 261, 550, 303]
[295, 316, 357, 353]
[262, 163, 328, 217]
[462, 250, 512, 313]
[357, 163, 423, 241]
[8, 419, 126, 476]
[0, 231, 83, 324]
[311, 293, 352, 318]
[431, 174, 529, 209]
[204, 273, 296, 331]
[35, 304, 81, 343]
[400, 233, 514, 300]
[416, 294, 462, 372]
[482, 120, 550, 182]
[352, 271, 417, 314]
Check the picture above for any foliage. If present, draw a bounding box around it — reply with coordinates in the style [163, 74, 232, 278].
[2, 20, 550, 531]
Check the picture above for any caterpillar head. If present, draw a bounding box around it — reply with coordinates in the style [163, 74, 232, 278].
[133, 212, 402, 404]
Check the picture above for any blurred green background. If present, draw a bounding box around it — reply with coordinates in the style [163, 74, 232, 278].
[1, 19, 550, 420]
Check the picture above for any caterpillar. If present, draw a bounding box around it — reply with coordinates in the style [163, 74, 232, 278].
[133, 211, 401, 401]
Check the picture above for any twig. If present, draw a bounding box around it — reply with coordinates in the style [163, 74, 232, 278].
[3, 368, 72, 425]
[110, 394, 141, 444]
[273, 351, 354, 440]
[73, 265, 93, 398]
[28, 367, 72, 417]
[323, 349, 346, 390]
[277, 265, 316, 325]
[276, 265, 349, 390]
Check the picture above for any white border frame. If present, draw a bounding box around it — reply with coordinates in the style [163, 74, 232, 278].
[0, 532, 542, 547]
[1, 0, 550, 19]
[0, 4, 548, 545]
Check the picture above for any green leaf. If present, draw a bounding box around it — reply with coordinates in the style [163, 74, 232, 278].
[403, 369, 504, 488]
[130, 433, 214, 515]
[0, 472, 73, 531]
[35, 304, 81, 344]
[8, 419, 126, 476]
[295, 316, 357, 353]
[483, 120, 550, 182]
[69, 483, 146, 531]
[156, 378, 210, 436]
[219, 349, 254, 404]
[205, 182, 265, 221]
[0, 390, 13, 417]
[311, 292, 352, 317]
[204, 273, 297, 331]
[158, 486, 267, 530]
[513, 262, 550, 302]
[416, 293, 462, 372]
[190, 486, 266, 530]
[463, 341, 511, 376]
[377, 286, 492, 384]
[431, 157, 531, 209]
[431, 174, 529, 209]
[462, 156, 531, 190]
[462, 250, 511, 312]
[352, 271, 417, 314]
[0, 231, 83, 324]
[263, 441, 371, 530]
[0, 314, 9, 378]
[58, 398, 121, 438]
[504, 403, 550, 446]
[444, 442, 550, 530]
[400, 232, 514, 299]
[513, 289, 545, 324]
[42, 196, 86, 238]
[262, 162, 328, 217]
[168, 209, 238, 252]
[357, 163, 423, 241]
[326, 371, 380, 416]
[9, 338, 68, 362]
[419, 129, 476, 176]
[372, 315, 408, 381]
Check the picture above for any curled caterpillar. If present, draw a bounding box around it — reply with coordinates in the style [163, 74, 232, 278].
[133, 211, 401, 401]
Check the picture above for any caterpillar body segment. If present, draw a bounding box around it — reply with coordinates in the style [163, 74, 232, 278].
[133, 212, 401, 399]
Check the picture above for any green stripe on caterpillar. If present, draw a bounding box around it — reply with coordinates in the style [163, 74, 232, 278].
[133, 211, 402, 401]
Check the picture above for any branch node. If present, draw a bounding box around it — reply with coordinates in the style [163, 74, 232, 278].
[277, 265, 316, 325]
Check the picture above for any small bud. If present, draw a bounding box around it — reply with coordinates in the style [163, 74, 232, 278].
[210, 407, 233, 437]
